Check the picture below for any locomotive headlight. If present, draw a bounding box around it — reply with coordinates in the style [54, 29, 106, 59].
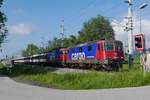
[121, 56, 124, 59]
[114, 53, 118, 57]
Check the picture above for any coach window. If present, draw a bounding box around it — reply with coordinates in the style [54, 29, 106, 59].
[88, 45, 92, 52]
[79, 47, 83, 52]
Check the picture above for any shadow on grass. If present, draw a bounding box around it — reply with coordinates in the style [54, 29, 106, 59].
[1, 64, 59, 77]
[0, 67, 7, 76]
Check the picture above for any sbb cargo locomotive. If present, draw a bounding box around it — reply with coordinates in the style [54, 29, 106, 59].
[13, 40, 124, 71]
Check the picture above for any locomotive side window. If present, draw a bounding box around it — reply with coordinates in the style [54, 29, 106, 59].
[72, 48, 75, 53]
[104, 42, 114, 51]
[79, 47, 83, 52]
[88, 45, 92, 51]
[117, 46, 123, 51]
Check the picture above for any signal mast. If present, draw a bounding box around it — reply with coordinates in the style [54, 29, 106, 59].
[60, 19, 65, 47]
[124, 0, 134, 69]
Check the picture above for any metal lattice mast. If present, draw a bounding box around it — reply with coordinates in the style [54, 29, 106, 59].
[128, 0, 134, 55]
[60, 20, 64, 47]
[124, 0, 134, 68]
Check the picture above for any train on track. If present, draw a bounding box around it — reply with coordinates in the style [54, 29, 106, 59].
[12, 40, 124, 71]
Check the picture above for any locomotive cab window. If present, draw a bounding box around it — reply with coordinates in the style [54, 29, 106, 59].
[104, 42, 114, 51]
[88, 45, 92, 51]
[115, 42, 123, 51]
[117, 46, 123, 51]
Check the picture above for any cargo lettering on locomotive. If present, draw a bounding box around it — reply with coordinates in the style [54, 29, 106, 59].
[71, 52, 85, 60]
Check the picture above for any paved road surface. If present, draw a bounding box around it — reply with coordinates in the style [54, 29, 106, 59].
[0, 76, 150, 100]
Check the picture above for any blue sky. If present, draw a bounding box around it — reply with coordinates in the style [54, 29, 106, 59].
[0, 0, 150, 58]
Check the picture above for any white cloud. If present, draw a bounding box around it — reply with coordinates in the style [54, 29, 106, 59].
[8, 24, 34, 35]
[111, 18, 150, 48]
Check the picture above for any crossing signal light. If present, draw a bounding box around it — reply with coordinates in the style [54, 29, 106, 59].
[134, 34, 145, 52]
[135, 36, 142, 48]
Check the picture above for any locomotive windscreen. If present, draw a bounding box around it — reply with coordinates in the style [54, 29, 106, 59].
[103, 42, 114, 51]
[115, 41, 123, 51]
[103, 41, 123, 52]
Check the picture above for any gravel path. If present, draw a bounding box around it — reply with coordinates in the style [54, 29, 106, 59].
[44, 66, 90, 74]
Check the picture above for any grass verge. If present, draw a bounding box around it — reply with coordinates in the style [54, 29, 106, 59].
[0, 63, 6, 74]
[4, 63, 150, 90]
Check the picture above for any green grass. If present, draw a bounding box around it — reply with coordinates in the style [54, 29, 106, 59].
[0, 63, 6, 74]
[3, 56, 150, 90]
[4, 63, 150, 90]
[0, 63, 4, 68]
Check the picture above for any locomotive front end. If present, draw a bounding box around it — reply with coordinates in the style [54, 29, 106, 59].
[96, 40, 124, 71]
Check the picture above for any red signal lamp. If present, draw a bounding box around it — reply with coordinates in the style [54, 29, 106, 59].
[134, 34, 145, 52]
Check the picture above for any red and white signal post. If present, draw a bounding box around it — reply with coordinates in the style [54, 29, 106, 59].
[134, 34, 145, 52]
[134, 34, 148, 74]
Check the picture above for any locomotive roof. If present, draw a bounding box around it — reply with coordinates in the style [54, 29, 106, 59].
[44, 39, 123, 51]
[68, 39, 122, 48]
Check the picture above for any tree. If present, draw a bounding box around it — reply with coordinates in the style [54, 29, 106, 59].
[44, 15, 115, 50]
[62, 37, 70, 47]
[69, 35, 78, 46]
[43, 37, 62, 52]
[22, 15, 115, 56]
[0, 0, 7, 47]
[22, 44, 40, 56]
[78, 15, 115, 43]
[43, 40, 52, 52]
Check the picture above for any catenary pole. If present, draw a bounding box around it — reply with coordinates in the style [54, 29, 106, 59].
[128, 0, 134, 69]
[60, 20, 64, 47]
[124, 0, 134, 69]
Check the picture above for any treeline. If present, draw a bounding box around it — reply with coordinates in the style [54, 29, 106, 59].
[22, 15, 115, 57]
[0, 0, 7, 47]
